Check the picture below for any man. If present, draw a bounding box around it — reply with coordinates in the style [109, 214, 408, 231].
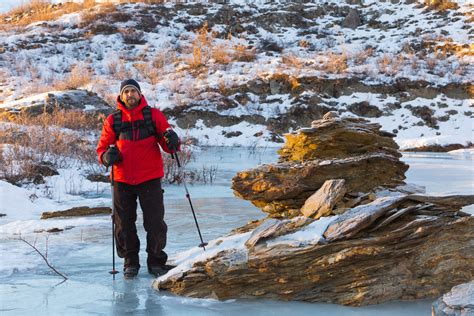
[97, 79, 180, 279]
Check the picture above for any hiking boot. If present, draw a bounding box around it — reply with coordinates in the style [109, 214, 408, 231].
[148, 264, 175, 277]
[123, 266, 139, 279]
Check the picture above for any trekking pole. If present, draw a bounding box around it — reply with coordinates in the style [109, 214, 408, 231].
[108, 145, 119, 278]
[173, 151, 208, 251]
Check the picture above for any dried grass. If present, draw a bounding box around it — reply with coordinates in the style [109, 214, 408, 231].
[1, 0, 97, 27]
[323, 52, 348, 74]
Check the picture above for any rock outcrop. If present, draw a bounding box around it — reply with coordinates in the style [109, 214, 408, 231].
[154, 113, 474, 306]
[1, 90, 111, 116]
[232, 112, 408, 217]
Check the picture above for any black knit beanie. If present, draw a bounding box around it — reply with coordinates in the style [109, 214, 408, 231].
[120, 79, 141, 96]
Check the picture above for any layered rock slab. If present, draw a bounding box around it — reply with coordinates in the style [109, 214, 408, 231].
[154, 194, 474, 306]
[232, 153, 407, 218]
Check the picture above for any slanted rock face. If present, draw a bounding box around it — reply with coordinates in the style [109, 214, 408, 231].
[232, 112, 409, 217]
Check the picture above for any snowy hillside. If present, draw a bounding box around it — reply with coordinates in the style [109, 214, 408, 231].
[0, 0, 472, 149]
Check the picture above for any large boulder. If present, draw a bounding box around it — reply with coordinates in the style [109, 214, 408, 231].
[154, 193, 474, 306]
[154, 112, 473, 306]
[232, 112, 409, 217]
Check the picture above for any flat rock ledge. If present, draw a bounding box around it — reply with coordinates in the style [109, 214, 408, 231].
[153, 193, 474, 306]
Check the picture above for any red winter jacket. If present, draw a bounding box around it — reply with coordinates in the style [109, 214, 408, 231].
[97, 96, 173, 185]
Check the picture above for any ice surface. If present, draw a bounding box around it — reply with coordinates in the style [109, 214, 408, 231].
[1, 147, 472, 315]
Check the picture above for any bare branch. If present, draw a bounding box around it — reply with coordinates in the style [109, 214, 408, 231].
[19, 236, 68, 280]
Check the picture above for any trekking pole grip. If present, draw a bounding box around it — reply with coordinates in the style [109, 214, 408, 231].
[173, 152, 181, 168]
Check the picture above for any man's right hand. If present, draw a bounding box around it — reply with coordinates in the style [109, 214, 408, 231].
[102, 146, 121, 167]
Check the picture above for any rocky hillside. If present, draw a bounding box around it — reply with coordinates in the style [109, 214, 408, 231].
[0, 0, 472, 149]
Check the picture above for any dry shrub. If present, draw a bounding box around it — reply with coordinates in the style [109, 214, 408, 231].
[53, 63, 93, 90]
[0, 123, 85, 178]
[161, 143, 215, 185]
[282, 54, 304, 69]
[377, 54, 393, 74]
[288, 76, 301, 90]
[67, 63, 93, 88]
[1, 106, 103, 131]
[116, 58, 134, 80]
[436, 42, 473, 58]
[0, 141, 40, 185]
[134, 62, 161, 85]
[162, 145, 192, 184]
[268, 73, 301, 91]
[299, 39, 310, 49]
[212, 44, 232, 65]
[323, 52, 348, 74]
[232, 43, 256, 62]
[184, 22, 255, 73]
[152, 49, 177, 69]
[353, 47, 374, 65]
[186, 22, 215, 71]
[376, 54, 404, 76]
[0, 107, 104, 184]
[424, 0, 458, 11]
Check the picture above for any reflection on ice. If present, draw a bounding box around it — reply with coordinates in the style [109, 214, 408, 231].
[1, 147, 472, 315]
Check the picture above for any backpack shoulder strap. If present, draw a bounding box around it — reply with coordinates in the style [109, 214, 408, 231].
[112, 110, 122, 140]
[142, 106, 158, 138]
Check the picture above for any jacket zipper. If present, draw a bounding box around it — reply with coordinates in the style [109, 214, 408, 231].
[127, 112, 134, 184]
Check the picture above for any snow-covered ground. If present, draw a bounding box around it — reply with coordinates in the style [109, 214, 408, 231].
[0, 147, 472, 315]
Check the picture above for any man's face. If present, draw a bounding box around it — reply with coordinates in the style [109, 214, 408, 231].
[121, 88, 140, 108]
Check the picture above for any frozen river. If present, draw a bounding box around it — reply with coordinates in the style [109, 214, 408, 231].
[0, 147, 472, 315]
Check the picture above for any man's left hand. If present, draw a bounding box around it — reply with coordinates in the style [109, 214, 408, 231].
[163, 129, 180, 152]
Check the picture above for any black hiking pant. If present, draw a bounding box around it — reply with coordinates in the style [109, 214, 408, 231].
[113, 178, 168, 269]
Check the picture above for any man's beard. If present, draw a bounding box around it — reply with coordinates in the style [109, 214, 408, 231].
[124, 97, 139, 108]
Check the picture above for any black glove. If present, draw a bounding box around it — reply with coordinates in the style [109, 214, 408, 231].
[102, 146, 121, 167]
[163, 129, 180, 152]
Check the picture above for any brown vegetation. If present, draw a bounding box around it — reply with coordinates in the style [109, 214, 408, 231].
[184, 22, 256, 75]
[0, 108, 101, 184]
[1, 0, 96, 27]
[424, 0, 459, 11]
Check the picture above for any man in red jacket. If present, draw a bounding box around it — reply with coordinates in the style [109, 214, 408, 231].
[97, 79, 180, 279]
